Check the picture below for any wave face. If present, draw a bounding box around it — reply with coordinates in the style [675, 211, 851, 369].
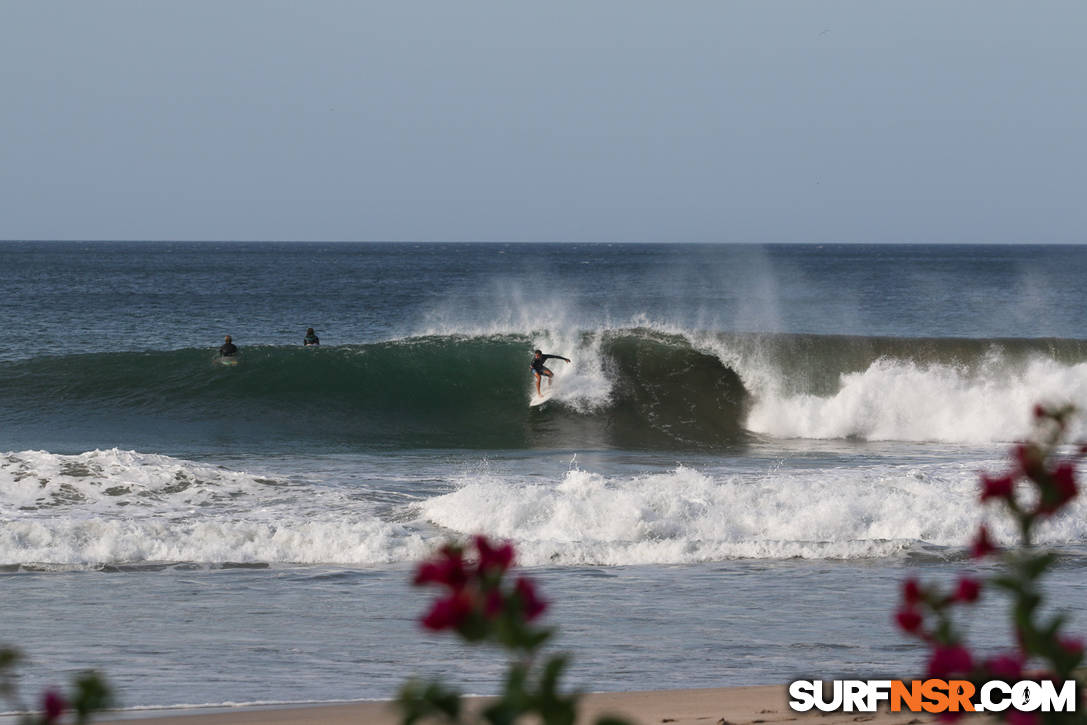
[2, 330, 1087, 449]
[0, 331, 748, 450]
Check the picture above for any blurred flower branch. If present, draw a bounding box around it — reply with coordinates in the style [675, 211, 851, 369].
[399, 535, 629, 725]
[895, 404, 1085, 723]
[0, 647, 111, 725]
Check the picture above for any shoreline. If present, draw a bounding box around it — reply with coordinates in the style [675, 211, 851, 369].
[90, 686, 935, 725]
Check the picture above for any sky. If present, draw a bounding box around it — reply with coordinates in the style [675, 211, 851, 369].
[1, 1, 1084, 243]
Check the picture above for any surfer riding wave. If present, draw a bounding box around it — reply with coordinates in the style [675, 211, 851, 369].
[530, 349, 570, 397]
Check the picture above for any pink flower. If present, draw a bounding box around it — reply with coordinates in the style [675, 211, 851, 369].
[1058, 636, 1084, 656]
[953, 576, 981, 603]
[1014, 443, 1035, 470]
[1007, 711, 1039, 725]
[1034, 462, 1078, 515]
[41, 690, 66, 723]
[421, 590, 475, 631]
[414, 546, 469, 590]
[984, 653, 1024, 680]
[902, 577, 923, 605]
[484, 589, 504, 619]
[895, 608, 923, 633]
[971, 525, 998, 559]
[1050, 463, 1078, 508]
[514, 577, 547, 620]
[980, 473, 1015, 502]
[475, 535, 514, 574]
[927, 644, 973, 678]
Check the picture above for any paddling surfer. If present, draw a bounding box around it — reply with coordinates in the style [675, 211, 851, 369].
[530, 350, 570, 396]
[219, 335, 238, 357]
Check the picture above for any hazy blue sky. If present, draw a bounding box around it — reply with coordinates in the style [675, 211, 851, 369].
[1, 1, 1084, 242]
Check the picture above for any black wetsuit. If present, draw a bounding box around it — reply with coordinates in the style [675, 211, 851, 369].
[219, 342, 238, 357]
[530, 354, 567, 374]
[303, 334, 319, 346]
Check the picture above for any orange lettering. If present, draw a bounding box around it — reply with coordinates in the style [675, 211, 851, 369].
[921, 679, 950, 713]
[947, 680, 975, 712]
[890, 680, 922, 712]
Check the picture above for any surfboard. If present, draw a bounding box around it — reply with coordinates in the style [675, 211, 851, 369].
[216, 357, 240, 367]
[529, 389, 554, 407]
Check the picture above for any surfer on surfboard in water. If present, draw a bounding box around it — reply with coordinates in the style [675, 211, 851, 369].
[219, 335, 238, 357]
[530, 350, 570, 396]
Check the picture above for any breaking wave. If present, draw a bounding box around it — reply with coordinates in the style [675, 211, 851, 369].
[1, 330, 1086, 449]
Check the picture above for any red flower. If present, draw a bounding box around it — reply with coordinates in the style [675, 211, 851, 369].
[1058, 636, 1084, 656]
[1007, 711, 1040, 725]
[1044, 462, 1078, 514]
[927, 644, 973, 678]
[414, 546, 469, 590]
[484, 589, 504, 619]
[980, 473, 1015, 502]
[895, 608, 923, 633]
[41, 690, 66, 723]
[421, 590, 475, 631]
[514, 577, 547, 620]
[984, 653, 1024, 680]
[1015, 444, 1044, 480]
[953, 576, 981, 603]
[475, 535, 515, 574]
[971, 525, 998, 559]
[902, 577, 923, 605]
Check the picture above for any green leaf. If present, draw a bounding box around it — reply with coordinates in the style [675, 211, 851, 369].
[482, 700, 522, 725]
[540, 655, 569, 696]
[396, 679, 462, 725]
[1021, 552, 1059, 580]
[72, 671, 113, 724]
[989, 575, 1025, 594]
[595, 717, 637, 725]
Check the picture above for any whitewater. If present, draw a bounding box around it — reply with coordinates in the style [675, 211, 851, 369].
[2, 242, 1086, 711]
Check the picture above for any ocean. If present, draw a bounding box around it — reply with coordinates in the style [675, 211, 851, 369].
[2, 242, 1086, 714]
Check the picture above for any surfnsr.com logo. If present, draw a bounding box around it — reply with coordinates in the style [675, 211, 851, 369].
[788, 679, 1079, 714]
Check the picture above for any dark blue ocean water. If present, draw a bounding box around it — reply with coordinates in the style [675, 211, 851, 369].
[2, 242, 1086, 713]
[2, 243, 1086, 364]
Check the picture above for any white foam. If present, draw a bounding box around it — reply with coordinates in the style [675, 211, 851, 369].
[742, 354, 1087, 443]
[3, 449, 1084, 567]
[421, 462, 1087, 565]
[0, 449, 428, 568]
[528, 330, 613, 412]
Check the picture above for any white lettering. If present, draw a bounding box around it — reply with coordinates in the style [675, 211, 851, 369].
[843, 681, 868, 712]
[788, 681, 816, 712]
[866, 680, 892, 711]
[979, 681, 1011, 712]
[815, 681, 843, 711]
[1039, 680, 1076, 713]
[1011, 681, 1042, 712]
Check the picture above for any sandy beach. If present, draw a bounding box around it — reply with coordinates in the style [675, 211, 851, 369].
[95, 686, 934, 725]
